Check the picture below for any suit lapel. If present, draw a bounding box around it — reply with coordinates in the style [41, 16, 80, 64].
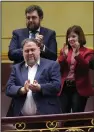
[21, 64, 28, 84]
[67, 49, 72, 66]
[79, 46, 85, 56]
[34, 58, 44, 81]
[40, 27, 44, 35]
[20, 59, 44, 84]
[74, 47, 85, 68]
[22, 28, 29, 39]
[22, 27, 47, 39]
[40, 27, 46, 44]
[21, 58, 45, 83]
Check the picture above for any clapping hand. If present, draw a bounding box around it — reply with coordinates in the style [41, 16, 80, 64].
[35, 34, 44, 49]
[62, 43, 68, 57]
[20, 80, 30, 94]
[29, 80, 41, 92]
[20, 80, 41, 94]
[24, 80, 30, 92]
[72, 41, 80, 56]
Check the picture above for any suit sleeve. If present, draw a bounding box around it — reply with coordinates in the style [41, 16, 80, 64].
[40, 62, 61, 96]
[41, 31, 57, 60]
[75, 49, 94, 71]
[8, 30, 24, 63]
[5, 66, 23, 97]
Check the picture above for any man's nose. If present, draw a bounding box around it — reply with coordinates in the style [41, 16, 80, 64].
[29, 18, 32, 22]
[29, 50, 33, 54]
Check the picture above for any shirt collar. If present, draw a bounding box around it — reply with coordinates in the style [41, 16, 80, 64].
[37, 27, 40, 32]
[29, 27, 40, 34]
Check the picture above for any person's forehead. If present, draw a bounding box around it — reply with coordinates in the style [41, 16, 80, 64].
[26, 10, 38, 16]
[24, 41, 37, 47]
[69, 32, 77, 36]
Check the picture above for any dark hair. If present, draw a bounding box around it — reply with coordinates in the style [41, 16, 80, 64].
[21, 38, 40, 48]
[25, 5, 43, 19]
[66, 25, 86, 48]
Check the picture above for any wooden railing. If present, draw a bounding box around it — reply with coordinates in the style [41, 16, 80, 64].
[1, 111, 94, 132]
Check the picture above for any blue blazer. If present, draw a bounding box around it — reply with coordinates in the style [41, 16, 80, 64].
[8, 27, 57, 63]
[6, 58, 61, 116]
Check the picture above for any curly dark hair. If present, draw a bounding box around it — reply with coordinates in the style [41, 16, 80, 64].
[21, 38, 40, 48]
[25, 5, 43, 19]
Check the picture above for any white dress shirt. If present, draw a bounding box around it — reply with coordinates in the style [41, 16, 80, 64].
[21, 60, 40, 116]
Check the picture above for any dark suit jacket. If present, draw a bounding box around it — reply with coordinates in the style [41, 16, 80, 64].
[8, 27, 57, 63]
[6, 58, 61, 116]
[58, 47, 94, 96]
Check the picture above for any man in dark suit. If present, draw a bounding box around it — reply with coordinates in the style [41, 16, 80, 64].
[8, 5, 57, 64]
[6, 38, 61, 118]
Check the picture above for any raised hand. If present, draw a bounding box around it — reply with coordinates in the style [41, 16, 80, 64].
[72, 41, 80, 53]
[20, 80, 30, 94]
[62, 43, 68, 57]
[35, 34, 44, 49]
[29, 80, 41, 92]
[24, 80, 30, 92]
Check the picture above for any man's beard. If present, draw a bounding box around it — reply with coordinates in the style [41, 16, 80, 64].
[27, 59, 36, 67]
[27, 23, 40, 31]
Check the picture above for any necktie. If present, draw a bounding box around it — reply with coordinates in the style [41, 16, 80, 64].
[29, 31, 38, 39]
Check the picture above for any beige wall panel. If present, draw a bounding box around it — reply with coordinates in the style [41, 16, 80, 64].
[2, 2, 93, 36]
[85, 35, 93, 49]
[2, 1, 93, 56]
[2, 39, 11, 53]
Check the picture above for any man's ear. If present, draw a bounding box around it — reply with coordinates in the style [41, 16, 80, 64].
[40, 17, 43, 21]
